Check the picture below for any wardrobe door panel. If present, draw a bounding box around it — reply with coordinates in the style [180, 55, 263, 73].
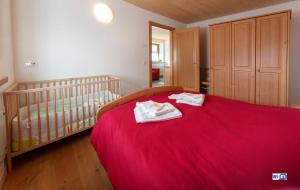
[210, 23, 231, 98]
[256, 12, 289, 106]
[232, 18, 256, 103]
[232, 71, 254, 103]
[211, 69, 227, 96]
[256, 72, 280, 106]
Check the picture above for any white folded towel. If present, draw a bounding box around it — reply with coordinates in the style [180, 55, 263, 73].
[134, 103, 182, 123]
[136, 100, 175, 117]
[169, 93, 202, 101]
[176, 99, 203, 106]
[168, 93, 205, 106]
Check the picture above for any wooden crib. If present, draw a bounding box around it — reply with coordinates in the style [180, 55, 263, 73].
[3, 75, 121, 172]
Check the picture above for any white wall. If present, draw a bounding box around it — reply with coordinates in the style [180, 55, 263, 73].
[188, 0, 300, 105]
[12, 0, 185, 95]
[0, 0, 14, 186]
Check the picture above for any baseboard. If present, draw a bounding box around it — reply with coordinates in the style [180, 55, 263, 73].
[0, 161, 7, 190]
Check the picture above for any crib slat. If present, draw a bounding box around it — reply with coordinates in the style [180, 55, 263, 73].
[105, 79, 110, 104]
[117, 79, 120, 98]
[46, 89, 50, 141]
[81, 81, 85, 128]
[26, 93, 32, 146]
[36, 92, 42, 144]
[93, 80, 96, 124]
[59, 81, 62, 99]
[102, 81, 105, 104]
[88, 82, 91, 127]
[33, 84, 36, 104]
[83, 78, 86, 94]
[102, 81, 105, 105]
[105, 78, 110, 103]
[110, 80, 113, 101]
[103, 81, 106, 105]
[115, 80, 118, 100]
[113, 80, 116, 100]
[70, 80, 73, 97]
[75, 84, 79, 130]
[116, 80, 119, 99]
[114, 80, 116, 99]
[86, 78, 88, 87]
[24, 84, 28, 106]
[54, 89, 58, 138]
[40, 83, 44, 103]
[88, 78, 90, 95]
[62, 87, 66, 136]
[65, 81, 68, 98]
[97, 77, 101, 107]
[108, 80, 111, 102]
[114, 79, 117, 100]
[114, 80, 116, 100]
[69, 86, 72, 133]
[16, 95, 22, 151]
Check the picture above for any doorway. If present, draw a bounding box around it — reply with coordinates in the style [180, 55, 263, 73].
[149, 22, 174, 87]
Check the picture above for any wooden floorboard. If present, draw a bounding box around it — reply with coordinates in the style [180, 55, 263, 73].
[3, 130, 112, 190]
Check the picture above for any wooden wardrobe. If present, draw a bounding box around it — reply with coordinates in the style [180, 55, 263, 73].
[210, 11, 290, 106]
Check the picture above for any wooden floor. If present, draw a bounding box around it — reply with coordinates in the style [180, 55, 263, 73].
[3, 130, 112, 190]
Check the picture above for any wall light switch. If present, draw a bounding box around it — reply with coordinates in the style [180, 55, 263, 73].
[25, 61, 36, 67]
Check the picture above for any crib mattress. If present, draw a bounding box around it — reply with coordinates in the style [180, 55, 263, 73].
[11, 90, 120, 151]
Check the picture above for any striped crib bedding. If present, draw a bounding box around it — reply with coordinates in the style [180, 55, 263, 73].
[11, 90, 120, 151]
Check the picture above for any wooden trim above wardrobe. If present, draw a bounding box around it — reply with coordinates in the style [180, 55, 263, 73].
[208, 10, 291, 26]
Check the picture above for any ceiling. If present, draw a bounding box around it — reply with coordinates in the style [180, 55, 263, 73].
[124, 0, 294, 23]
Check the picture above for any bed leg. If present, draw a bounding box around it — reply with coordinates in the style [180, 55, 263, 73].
[6, 154, 12, 173]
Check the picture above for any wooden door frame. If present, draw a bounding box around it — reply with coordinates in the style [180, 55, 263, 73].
[149, 21, 175, 87]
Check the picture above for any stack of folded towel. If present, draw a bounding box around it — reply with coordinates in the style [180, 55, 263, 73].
[134, 100, 182, 123]
[168, 93, 205, 106]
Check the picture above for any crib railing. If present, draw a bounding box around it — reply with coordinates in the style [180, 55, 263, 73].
[3, 75, 120, 172]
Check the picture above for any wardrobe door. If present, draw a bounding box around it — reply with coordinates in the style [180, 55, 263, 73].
[173, 28, 200, 92]
[210, 23, 231, 98]
[231, 19, 256, 103]
[256, 12, 289, 106]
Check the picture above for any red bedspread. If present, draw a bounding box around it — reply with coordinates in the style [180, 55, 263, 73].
[91, 91, 300, 190]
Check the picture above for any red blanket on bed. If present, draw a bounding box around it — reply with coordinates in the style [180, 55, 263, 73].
[91, 91, 300, 190]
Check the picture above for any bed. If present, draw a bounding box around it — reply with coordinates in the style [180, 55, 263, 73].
[91, 86, 300, 190]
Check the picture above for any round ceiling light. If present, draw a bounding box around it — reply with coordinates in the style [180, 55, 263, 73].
[94, 3, 114, 24]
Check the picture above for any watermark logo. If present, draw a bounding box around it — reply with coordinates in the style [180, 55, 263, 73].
[272, 173, 287, 180]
